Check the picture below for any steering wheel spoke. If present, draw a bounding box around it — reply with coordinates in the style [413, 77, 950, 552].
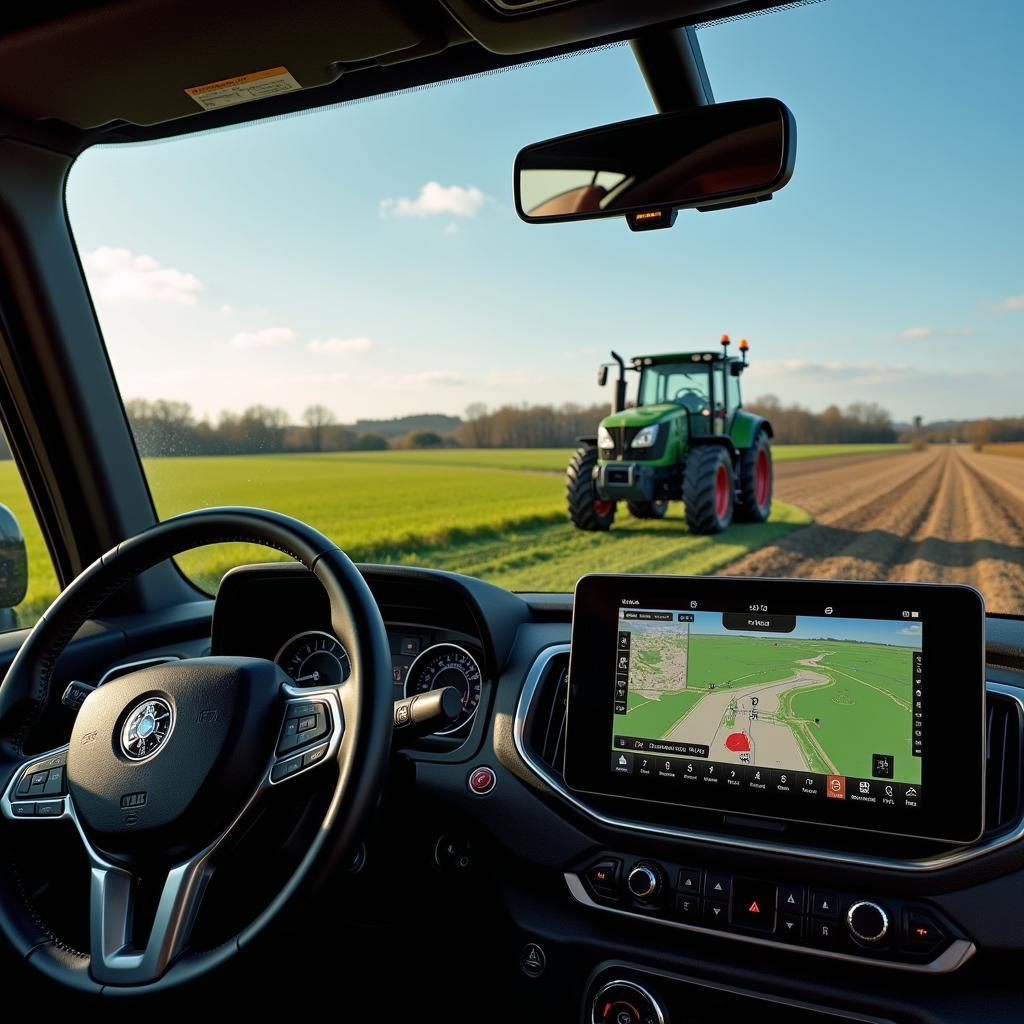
[1, 744, 70, 822]
[88, 844, 214, 985]
[269, 685, 346, 785]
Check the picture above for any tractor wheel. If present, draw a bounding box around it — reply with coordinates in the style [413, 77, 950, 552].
[627, 499, 669, 520]
[566, 445, 616, 531]
[735, 429, 773, 523]
[683, 445, 735, 534]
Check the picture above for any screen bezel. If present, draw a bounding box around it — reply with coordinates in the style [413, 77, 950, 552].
[564, 575, 986, 846]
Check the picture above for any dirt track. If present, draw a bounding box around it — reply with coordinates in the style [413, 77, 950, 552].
[719, 446, 1024, 613]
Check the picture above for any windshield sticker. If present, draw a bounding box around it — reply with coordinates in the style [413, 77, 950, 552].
[185, 67, 301, 111]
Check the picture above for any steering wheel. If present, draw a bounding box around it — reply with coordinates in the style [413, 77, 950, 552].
[672, 387, 708, 412]
[0, 508, 393, 993]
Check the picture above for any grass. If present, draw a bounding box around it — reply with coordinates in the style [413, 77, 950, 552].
[0, 444, 900, 627]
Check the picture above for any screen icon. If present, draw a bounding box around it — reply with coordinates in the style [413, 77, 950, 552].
[872, 753, 894, 779]
[824, 606, 833, 615]
[826, 775, 846, 800]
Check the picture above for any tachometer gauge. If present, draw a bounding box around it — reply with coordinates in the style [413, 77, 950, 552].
[404, 643, 483, 735]
[275, 630, 351, 687]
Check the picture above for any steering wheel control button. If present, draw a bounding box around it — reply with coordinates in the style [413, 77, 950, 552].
[61, 680, 96, 711]
[585, 857, 622, 898]
[847, 900, 890, 945]
[626, 861, 664, 901]
[302, 743, 328, 768]
[902, 909, 946, 954]
[277, 701, 331, 755]
[519, 942, 546, 978]
[732, 879, 777, 933]
[34, 800, 63, 817]
[271, 755, 303, 783]
[468, 765, 496, 795]
[11, 802, 36, 817]
[812, 890, 839, 918]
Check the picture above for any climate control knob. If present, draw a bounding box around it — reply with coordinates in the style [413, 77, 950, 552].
[626, 861, 664, 901]
[591, 980, 666, 1024]
[846, 900, 890, 945]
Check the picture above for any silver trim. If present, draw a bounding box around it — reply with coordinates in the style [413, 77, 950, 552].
[513, 644, 1024, 872]
[98, 656, 180, 686]
[565, 874, 976, 975]
[847, 900, 890, 945]
[403, 642, 482, 737]
[591, 979, 666, 1024]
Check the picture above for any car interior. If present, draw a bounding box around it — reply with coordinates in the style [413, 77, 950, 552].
[0, 1, 1022, 1019]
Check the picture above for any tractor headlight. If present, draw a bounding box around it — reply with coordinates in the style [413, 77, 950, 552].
[631, 424, 660, 449]
[597, 426, 615, 450]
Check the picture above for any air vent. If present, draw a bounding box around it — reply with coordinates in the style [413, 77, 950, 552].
[985, 690, 1023, 835]
[525, 651, 569, 773]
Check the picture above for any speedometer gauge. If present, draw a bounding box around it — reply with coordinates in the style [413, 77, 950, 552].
[404, 643, 482, 735]
[275, 630, 351, 687]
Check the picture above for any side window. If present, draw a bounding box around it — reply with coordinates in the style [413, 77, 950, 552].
[727, 370, 741, 415]
[0, 428, 60, 631]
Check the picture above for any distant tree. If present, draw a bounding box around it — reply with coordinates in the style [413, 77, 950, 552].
[302, 404, 336, 452]
[407, 430, 443, 448]
[352, 432, 389, 451]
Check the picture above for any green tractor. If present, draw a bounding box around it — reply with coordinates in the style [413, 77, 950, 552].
[566, 335, 773, 534]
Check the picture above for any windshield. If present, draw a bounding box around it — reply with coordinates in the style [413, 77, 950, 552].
[638, 365, 713, 413]
[64, 0, 1024, 617]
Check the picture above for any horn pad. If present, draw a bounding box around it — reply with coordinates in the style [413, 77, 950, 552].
[67, 657, 283, 855]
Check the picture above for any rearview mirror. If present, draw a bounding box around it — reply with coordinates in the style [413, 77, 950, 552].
[515, 98, 795, 229]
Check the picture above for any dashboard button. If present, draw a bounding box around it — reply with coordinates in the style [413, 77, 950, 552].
[676, 867, 703, 893]
[812, 891, 839, 919]
[778, 884, 806, 913]
[705, 873, 731, 900]
[626, 861, 664, 901]
[468, 765, 496, 794]
[400, 637, 421, 657]
[778, 914, 804, 942]
[732, 879, 777, 933]
[585, 858, 622, 898]
[809, 918, 840, 949]
[674, 894, 701, 919]
[902, 909, 946, 954]
[846, 900, 890, 945]
[704, 900, 728, 928]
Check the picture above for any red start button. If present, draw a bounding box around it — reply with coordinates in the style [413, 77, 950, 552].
[468, 765, 496, 795]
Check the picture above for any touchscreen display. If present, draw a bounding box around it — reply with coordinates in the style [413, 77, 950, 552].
[611, 607, 922, 809]
[564, 575, 985, 845]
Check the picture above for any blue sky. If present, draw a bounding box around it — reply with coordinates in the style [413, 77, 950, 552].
[684, 611, 923, 648]
[65, 0, 1024, 424]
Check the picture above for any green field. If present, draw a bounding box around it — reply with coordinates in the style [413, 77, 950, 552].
[0, 443, 903, 625]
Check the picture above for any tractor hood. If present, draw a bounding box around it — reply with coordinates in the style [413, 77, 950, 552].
[600, 403, 684, 429]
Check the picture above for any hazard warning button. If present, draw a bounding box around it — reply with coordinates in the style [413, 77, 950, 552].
[732, 878, 778, 933]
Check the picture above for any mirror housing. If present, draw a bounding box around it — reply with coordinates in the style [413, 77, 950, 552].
[515, 98, 795, 228]
[0, 504, 27, 626]
[597, 365, 609, 387]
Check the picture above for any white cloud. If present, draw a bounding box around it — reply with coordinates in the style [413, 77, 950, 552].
[380, 182, 490, 219]
[307, 336, 375, 354]
[900, 623, 923, 635]
[218, 303, 235, 314]
[400, 370, 467, 387]
[229, 326, 296, 349]
[899, 325, 932, 340]
[995, 294, 1024, 311]
[82, 246, 203, 305]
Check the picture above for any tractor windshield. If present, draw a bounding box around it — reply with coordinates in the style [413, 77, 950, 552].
[638, 365, 712, 415]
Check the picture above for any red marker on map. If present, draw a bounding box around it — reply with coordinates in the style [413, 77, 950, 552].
[725, 732, 751, 752]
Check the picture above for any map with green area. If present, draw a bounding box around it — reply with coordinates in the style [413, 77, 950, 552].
[617, 614, 920, 785]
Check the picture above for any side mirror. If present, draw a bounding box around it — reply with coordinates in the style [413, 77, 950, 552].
[515, 98, 796, 229]
[597, 366, 609, 387]
[730, 362, 744, 376]
[0, 504, 27, 628]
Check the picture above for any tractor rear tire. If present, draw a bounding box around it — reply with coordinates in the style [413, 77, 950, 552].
[683, 445, 735, 534]
[627, 500, 669, 520]
[735, 429, 773, 523]
[566, 445, 616, 531]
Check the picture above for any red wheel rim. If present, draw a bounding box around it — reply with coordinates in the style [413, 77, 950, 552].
[714, 464, 731, 520]
[755, 448, 770, 507]
[594, 499, 614, 518]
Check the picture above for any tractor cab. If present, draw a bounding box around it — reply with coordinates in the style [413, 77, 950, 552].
[567, 336, 772, 535]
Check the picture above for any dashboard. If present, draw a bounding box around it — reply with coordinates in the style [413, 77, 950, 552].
[32, 563, 1021, 1021]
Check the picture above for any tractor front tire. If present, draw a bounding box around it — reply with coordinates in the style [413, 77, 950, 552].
[683, 445, 735, 534]
[566, 445, 616, 531]
[735, 429, 773, 523]
[627, 499, 669, 520]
